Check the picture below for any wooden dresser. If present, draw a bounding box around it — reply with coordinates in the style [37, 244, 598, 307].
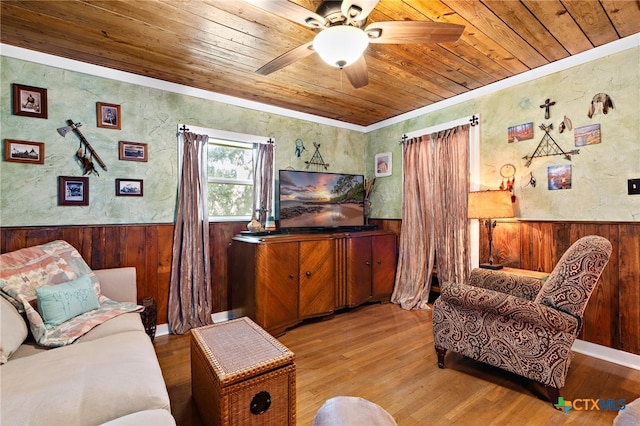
[229, 230, 398, 336]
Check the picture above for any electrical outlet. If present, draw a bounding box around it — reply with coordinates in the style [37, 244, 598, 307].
[629, 179, 640, 195]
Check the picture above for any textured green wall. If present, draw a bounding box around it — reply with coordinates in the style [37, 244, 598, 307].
[366, 47, 640, 221]
[0, 56, 365, 226]
[2, 46, 638, 226]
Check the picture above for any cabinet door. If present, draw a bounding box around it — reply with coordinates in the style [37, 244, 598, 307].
[255, 242, 298, 332]
[299, 239, 335, 318]
[372, 233, 397, 298]
[346, 236, 372, 306]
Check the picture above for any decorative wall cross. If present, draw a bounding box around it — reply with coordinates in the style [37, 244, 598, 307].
[539, 98, 556, 119]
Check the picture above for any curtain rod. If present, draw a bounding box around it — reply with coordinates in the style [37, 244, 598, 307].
[400, 114, 479, 143]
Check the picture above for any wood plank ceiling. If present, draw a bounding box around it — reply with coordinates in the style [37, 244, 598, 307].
[1, 1, 638, 127]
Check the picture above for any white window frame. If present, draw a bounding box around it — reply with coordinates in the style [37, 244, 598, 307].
[177, 124, 274, 222]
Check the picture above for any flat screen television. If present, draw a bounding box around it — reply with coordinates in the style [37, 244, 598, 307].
[278, 169, 365, 231]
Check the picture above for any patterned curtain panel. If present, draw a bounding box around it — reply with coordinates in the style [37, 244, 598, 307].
[252, 142, 275, 224]
[168, 132, 213, 334]
[391, 125, 471, 310]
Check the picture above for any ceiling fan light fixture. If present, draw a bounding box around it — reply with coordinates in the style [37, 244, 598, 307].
[313, 26, 369, 68]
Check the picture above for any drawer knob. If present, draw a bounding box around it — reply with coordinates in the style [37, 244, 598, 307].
[305, 271, 311, 277]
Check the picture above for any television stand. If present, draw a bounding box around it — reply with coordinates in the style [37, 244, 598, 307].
[230, 230, 397, 336]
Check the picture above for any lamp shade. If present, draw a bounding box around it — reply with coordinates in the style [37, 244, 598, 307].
[468, 190, 514, 219]
[313, 26, 369, 68]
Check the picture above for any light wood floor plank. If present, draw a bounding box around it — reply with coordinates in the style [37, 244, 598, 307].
[154, 303, 640, 425]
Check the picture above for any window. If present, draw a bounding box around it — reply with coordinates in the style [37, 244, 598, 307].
[178, 125, 272, 221]
[207, 138, 254, 219]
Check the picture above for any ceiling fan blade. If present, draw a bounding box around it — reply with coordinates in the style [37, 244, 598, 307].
[244, 0, 326, 28]
[341, 0, 379, 22]
[343, 55, 368, 88]
[365, 21, 464, 44]
[256, 41, 315, 75]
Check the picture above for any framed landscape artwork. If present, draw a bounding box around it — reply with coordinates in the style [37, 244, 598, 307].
[4, 139, 45, 164]
[116, 178, 143, 196]
[119, 141, 148, 162]
[12, 84, 48, 119]
[59, 176, 89, 206]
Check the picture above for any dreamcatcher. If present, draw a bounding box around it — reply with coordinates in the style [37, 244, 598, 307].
[500, 163, 516, 202]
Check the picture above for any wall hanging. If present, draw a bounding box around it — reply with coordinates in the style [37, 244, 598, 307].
[375, 152, 392, 177]
[587, 93, 614, 118]
[4, 139, 44, 165]
[574, 124, 601, 146]
[97, 102, 121, 130]
[523, 123, 579, 167]
[57, 120, 107, 176]
[115, 179, 143, 196]
[12, 84, 47, 119]
[547, 165, 572, 190]
[119, 141, 148, 162]
[294, 138, 306, 158]
[58, 176, 89, 206]
[305, 142, 329, 170]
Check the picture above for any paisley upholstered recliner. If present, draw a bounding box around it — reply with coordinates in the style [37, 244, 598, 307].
[432, 235, 612, 405]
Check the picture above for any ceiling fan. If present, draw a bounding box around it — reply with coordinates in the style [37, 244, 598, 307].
[246, 0, 464, 88]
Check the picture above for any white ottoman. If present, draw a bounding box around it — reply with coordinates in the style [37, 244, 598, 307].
[614, 397, 640, 426]
[312, 396, 397, 426]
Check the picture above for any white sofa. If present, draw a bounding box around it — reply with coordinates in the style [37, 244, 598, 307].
[0, 241, 175, 425]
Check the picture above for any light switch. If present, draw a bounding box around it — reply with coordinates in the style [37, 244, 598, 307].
[629, 179, 640, 195]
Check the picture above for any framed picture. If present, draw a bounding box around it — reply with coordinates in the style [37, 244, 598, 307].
[97, 102, 121, 130]
[4, 139, 45, 164]
[58, 176, 89, 206]
[507, 122, 534, 143]
[119, 141, 148, 162]
[547, 165, 572, 190]
[574, 123, 601, 146]
[116, 178, 143, 196]
[375, 152, 392, 177]
[12, 84, 48, 119]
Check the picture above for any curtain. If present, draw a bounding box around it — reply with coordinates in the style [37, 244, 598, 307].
[252, 142, 275, 224]
[391, 125, 471, 310]
[168, 131, 213, 334]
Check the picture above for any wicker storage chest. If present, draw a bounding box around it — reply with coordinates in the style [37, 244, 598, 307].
[191, 317, 296, 425]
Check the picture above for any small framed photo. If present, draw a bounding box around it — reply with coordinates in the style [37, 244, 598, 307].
[97, 102, 121, 129]
[116, 179, 143, 196]
[12, 84, 48, 119]
[375, 152, 392, 177]
[507, 122, 534, 143]
[119, 141, 148, 162]
[59, 176, 89, 206]
[574, 123, 601, 146]
[548, 165, 572, 190]
[4, 139, 45, 164]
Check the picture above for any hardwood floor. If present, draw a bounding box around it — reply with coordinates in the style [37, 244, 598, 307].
[154, 303, 640, 425]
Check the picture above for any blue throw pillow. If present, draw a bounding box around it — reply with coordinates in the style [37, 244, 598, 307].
[36, 275, 100, 327]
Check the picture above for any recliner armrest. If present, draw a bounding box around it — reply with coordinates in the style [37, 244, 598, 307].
[467, 268, 544, 300]
[94, 267, 137, 303]
[440, 281, 579, 334]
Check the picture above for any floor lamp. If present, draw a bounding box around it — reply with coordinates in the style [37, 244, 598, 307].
[468, 190, 515, 269]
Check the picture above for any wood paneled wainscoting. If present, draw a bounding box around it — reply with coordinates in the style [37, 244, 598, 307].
[2, 219, 638, 357]
[0, 222, 246, 325]
[483, 220, 640, 356]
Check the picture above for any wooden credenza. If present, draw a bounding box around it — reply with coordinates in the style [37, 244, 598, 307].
[230, 230, 398, 336]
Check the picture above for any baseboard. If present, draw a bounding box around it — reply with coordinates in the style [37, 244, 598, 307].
[155, 323, 170, 337]
[572, 339, 640, 370]
[154, 311, 233, 338]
